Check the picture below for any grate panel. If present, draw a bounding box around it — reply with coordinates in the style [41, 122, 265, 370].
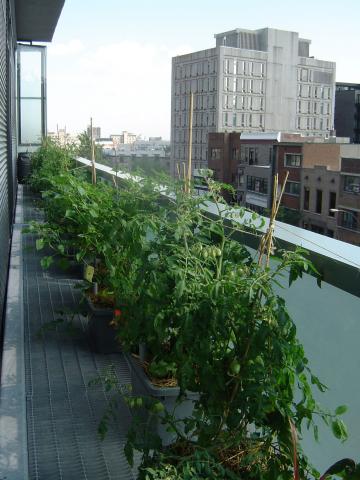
[23, 187, 134, 480]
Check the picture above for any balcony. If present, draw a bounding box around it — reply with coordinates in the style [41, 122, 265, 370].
[1, 155, 360, 478]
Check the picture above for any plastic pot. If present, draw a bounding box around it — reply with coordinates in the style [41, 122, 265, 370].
[125, 353, 198, 446]
[86, 297, 121, 354]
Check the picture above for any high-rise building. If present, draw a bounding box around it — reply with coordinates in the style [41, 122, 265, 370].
[87, 125, 101, 140]
[335, 83, 360, 143]
[171, 27, 336, 176]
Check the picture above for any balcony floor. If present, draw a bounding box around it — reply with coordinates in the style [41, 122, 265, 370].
[12, 187, 135, 479]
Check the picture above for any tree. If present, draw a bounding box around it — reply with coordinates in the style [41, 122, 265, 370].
[77, 131, 103, 162]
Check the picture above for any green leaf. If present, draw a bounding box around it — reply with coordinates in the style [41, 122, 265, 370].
[331, 418, 348, 442]
[36, 238, 44, 251]
[335, 405, 348, 416]
[98, 417, 108, 440]
[124, 441, 134, 467]
[65, 209, 75, 218]
[314, 424, 319, 442]
[77, 185, 86, 196]
[175, 279, 185, 299]
[40, 256, 53, 269]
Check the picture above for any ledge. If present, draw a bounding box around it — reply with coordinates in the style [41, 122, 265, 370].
[0, 185, 28, 480]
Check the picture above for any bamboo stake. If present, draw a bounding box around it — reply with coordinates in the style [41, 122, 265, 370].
[186, 92, 194, 194]
[176, 163, 181, 180]
[258, 171, 289, 266]
[90, 117, 97, 184]
[182, 162, 186, 183]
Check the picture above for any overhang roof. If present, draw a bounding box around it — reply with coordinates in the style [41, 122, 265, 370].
[15, 0, 65, 42]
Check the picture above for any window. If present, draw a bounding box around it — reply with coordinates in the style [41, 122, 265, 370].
[329, 192, 336, 216]
[344, 175, 360, 194]
[341, 210, 358, 230]
[210, 148, 222, 160]
[301, 68, 308, 81]
[224, 59, 230, 74]
[232, 113, 237, 127]
[316, 189, 322, 214]
[224, 112, 229, 126]
[245, 147, 258, 165]
[18, 44, 46, 145]
[232, 148, 240, 161]
[233, 60, 237, 75]
[285, 181, 300, 196]
[224, 77, 229, 91]
[304, 187, 310, 210]
[284, 153, 301, 167]
[247, 176, 268, 194]
[311, 225, 324, 234]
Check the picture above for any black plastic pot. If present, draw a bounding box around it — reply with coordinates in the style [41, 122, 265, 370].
[125, 353, 198, 446]
[86, 297, 121, 354]
[17, 152, 32, 184]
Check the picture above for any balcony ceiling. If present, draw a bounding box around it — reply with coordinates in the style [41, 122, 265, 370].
[15, 0, 65, 42]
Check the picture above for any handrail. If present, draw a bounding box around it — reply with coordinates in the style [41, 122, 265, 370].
[75, 157, 360, 298]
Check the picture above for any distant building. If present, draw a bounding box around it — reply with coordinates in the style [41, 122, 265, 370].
[95, 137, 114, 149]
[110, 131, 137, 145]
[336, 148, 360, 244]
[171, 27, 336, 176]
[207, 131, 360, 245]
[48, 126, 79, 146]
[103, 137, 171, 175]
[335, 83, 360, 143]
[87, 125, 101, 140]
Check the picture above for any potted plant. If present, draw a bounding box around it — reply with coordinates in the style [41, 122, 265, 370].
[119, 177, 349, 478]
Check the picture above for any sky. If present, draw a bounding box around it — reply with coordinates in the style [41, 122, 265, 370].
[46, 0, 360, 140]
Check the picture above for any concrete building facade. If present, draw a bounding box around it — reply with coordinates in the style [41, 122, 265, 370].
[171, 27, 336, 176]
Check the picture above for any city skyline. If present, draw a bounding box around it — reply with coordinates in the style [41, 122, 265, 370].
[47, 0, 360, 139]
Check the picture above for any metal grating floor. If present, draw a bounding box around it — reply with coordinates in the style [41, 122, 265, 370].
[22, 188, 135, 480]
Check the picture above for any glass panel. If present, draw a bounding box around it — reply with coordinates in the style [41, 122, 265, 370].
[20, 99, 42, 144]
[20, 50, 42, 97]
